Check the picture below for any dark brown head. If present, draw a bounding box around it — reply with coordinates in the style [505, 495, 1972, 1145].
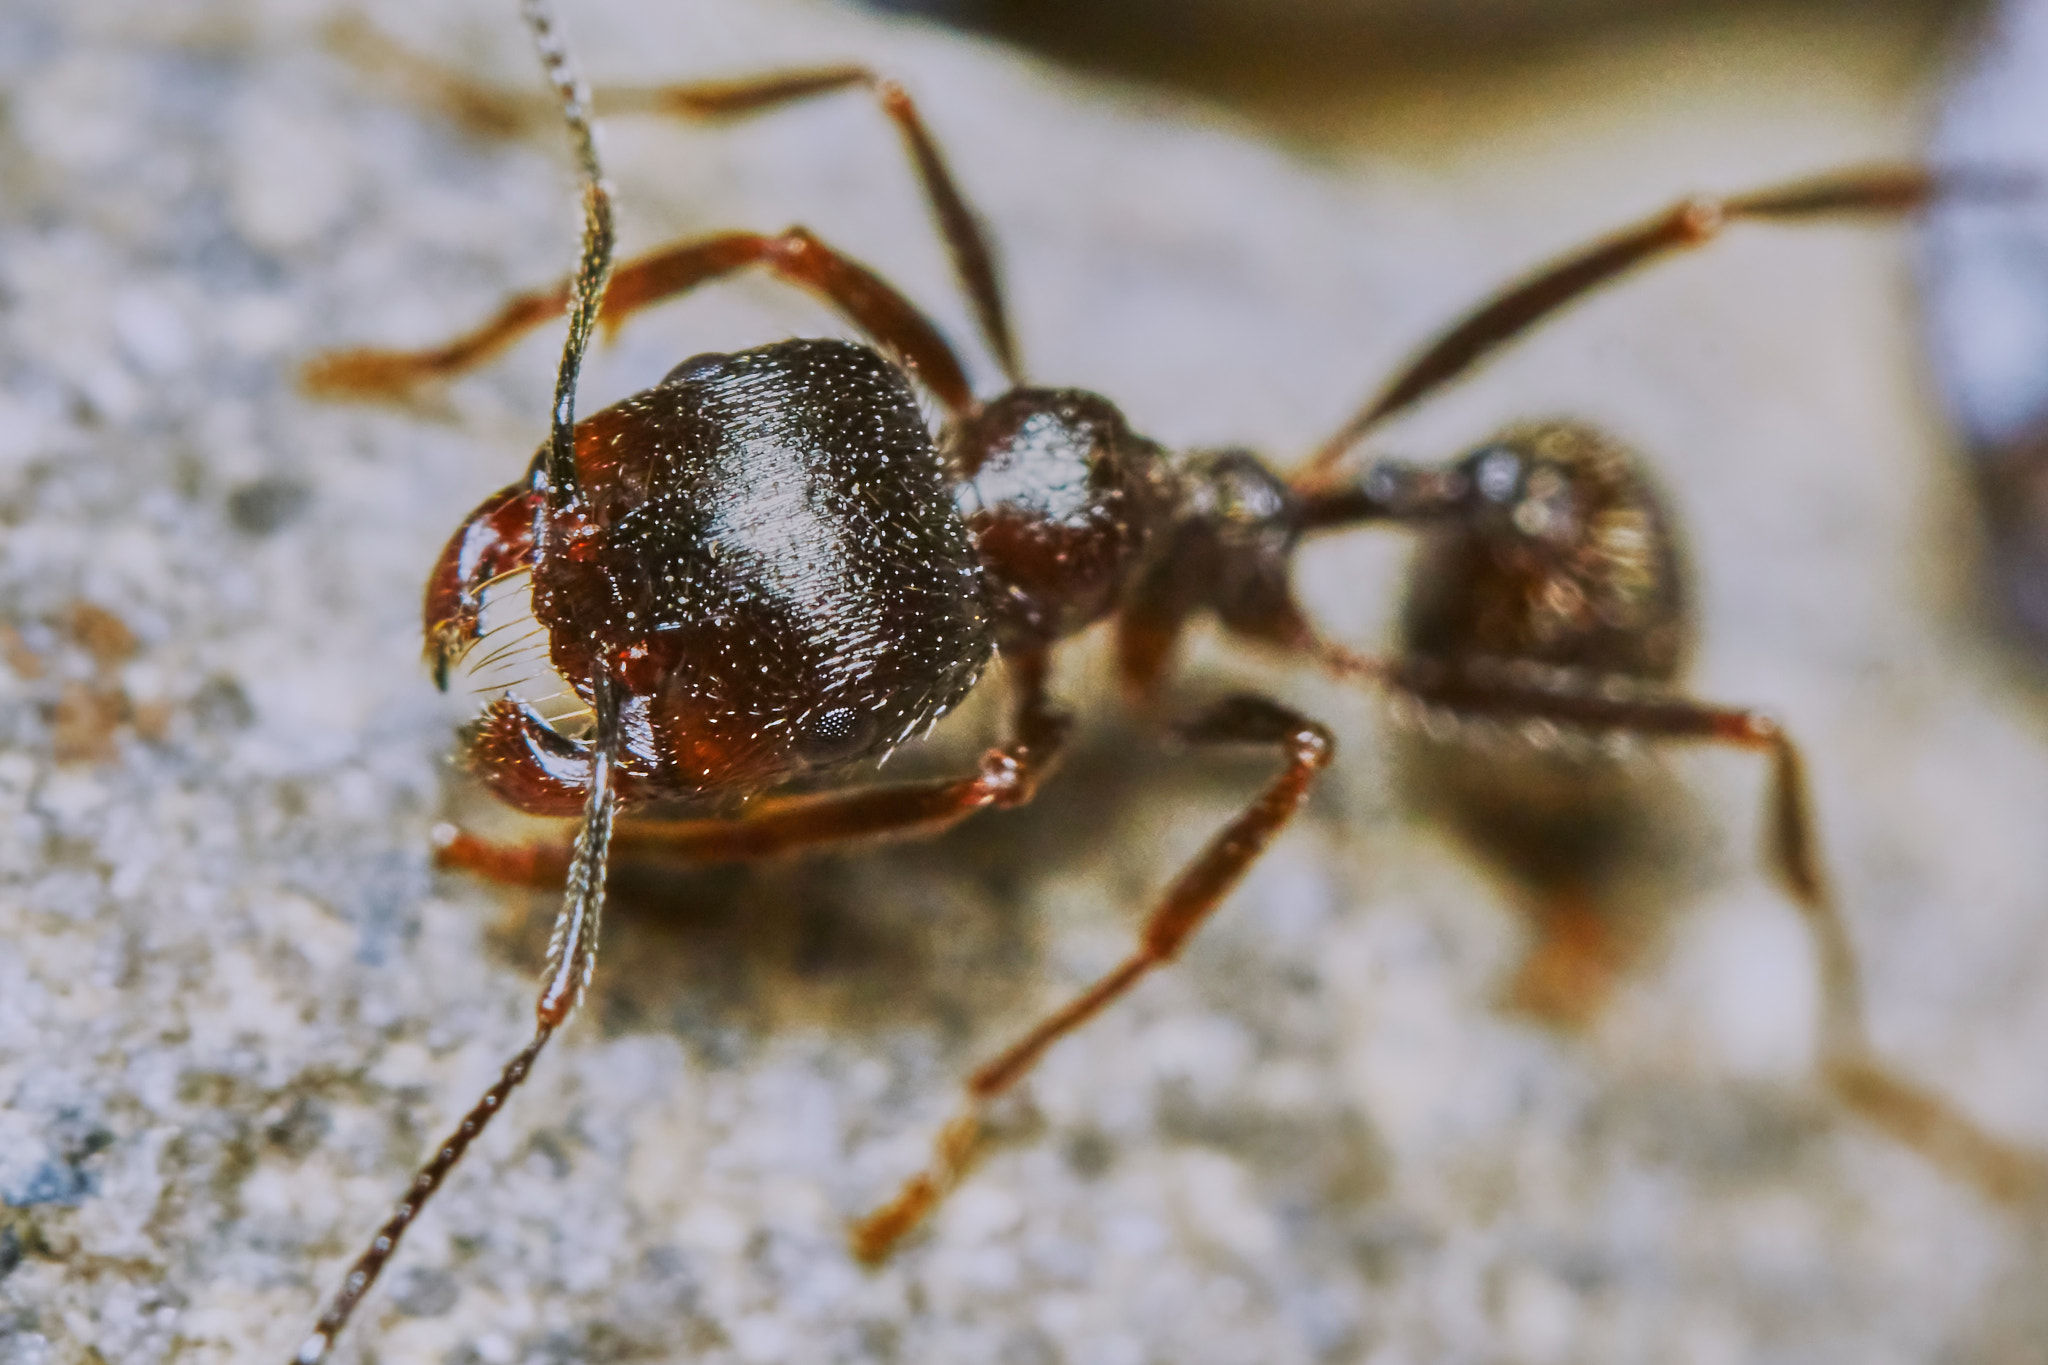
[431, 338, 993, 811]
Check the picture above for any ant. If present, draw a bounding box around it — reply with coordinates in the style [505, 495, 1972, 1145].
[287, 4, 2047, 1359]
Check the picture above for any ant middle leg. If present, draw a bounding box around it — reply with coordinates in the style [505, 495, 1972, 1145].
[849, 694, 1335, 1262]
[1385, 664, 2048, 1207]
[1298, 164, 2031, 478]
[324, 16, 1016, 380]
[302, 226, 978, 417]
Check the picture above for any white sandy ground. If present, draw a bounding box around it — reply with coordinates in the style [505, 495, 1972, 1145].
[5, 0, 2048, 1362]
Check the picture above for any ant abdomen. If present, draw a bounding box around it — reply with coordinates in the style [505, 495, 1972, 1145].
[434, 338, 994, 813]
[1392, 422, 1701, 1011]
[1401, 422, 1692, 683]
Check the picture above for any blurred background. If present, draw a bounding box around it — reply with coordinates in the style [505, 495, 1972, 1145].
[11, 0, 2048, 1361]
[856, 0, 1978, 159]
[868, 0, 2048, 661]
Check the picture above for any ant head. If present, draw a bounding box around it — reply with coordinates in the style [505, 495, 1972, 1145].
[435, 339, 995, 810]
[545, 338, 993, 792]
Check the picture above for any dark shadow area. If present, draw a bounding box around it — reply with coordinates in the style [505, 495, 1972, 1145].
[1399, 727, 1710, 1030]
[855, 0, 1986, 156]
[467, 709, 1295, 1056]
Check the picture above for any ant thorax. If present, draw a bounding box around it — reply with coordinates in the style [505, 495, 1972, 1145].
[949, 386, 1177, 650]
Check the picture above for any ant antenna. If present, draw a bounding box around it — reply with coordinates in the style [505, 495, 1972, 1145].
[288, 7, 621, 1360]
[520, 0, 615, 507]
[290, 689, 620, 1365]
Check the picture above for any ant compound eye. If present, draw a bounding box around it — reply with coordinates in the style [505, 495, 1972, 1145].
[799, 705, 879, 764]
[1472, 446, 1523, 503]
[663, 351, 731, 387]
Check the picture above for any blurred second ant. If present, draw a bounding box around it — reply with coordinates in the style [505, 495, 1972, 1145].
[287, 8, 2047, 1359]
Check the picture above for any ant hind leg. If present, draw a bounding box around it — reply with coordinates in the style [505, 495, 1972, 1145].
[1296, 164, 2037, 480]
[849, 694, 1334, 1262]
[1383, 665, 2048, 1208]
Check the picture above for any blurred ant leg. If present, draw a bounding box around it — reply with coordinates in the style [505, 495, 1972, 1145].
[608, 69, 1017, 381]
[324, 14, 551, 137]
[1380, 664, 2048, 1207]
[323, 20, 1017, 380]
[303, 227, 977, 417]
[443, 651, 1068, 886]
[1826, 1057, 2048, 1204]
[850, 695, 1334, 1262]
[1299, 165, 1997, 479]
[1112, 557, 1205, 706]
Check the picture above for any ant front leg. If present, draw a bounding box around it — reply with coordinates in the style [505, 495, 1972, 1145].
[1298, 165, 2032, 478]
[441, 671, 1072, 887]
[850, 694, 1334, 1262]
[303, 227, 978, 417]
[1387, 664, 2048, 1208]
[324, 18, 1016, 380]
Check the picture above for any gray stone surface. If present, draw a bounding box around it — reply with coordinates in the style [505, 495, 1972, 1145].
[5, 1, 2048, 1363]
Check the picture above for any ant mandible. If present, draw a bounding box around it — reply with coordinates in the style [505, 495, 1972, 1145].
[288, 5, 2045, 1359]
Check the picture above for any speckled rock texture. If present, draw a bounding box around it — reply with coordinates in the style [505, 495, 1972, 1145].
[6, 1, 2048, 1363]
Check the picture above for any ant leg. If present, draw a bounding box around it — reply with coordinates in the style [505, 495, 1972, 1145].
[439, 713, 1072, 886]
[1113, 557, 1204, 706]
[1382, 664, 2048, 1206]
[324, 14, 552, 137]
[443, 651, 1067, 886]
[607, 70, 1016, 382]
[850, 695, 1335, 1262]
[324, 18, 1017, 380]
[1299, 165, 2031, 479]
[303, 226, 977, 417]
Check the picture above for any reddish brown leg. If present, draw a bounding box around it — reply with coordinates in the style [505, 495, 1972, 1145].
[441, 699, 1071, 886]
[325, 14, 553, 137]
[324, 18, 1017, 381]
[849, 694, 1335, 1262]
[1298, 165, 2023, 480]
[606, 69, 1017, 383]
[1383, 664, 2048, 1206]
[303, 227, 977, 418]
[444, 650, 1065, 886]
